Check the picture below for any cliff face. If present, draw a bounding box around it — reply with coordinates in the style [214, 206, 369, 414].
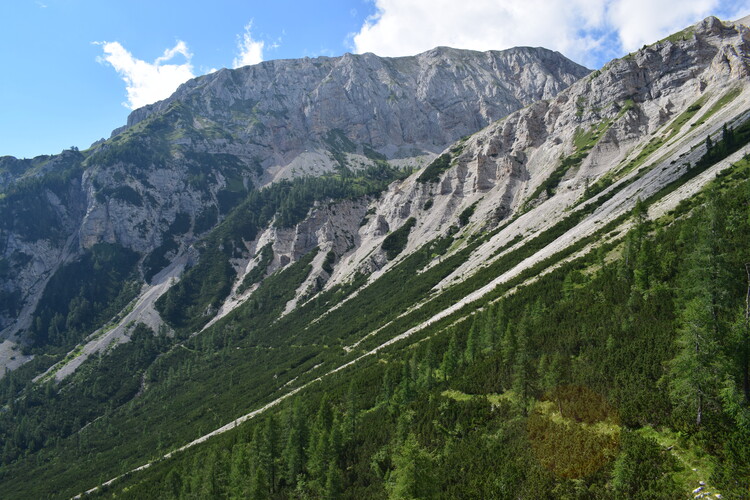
[125, 46, 589, 159]
[0, 46, 588, 344]
[224, 15, 750, 315]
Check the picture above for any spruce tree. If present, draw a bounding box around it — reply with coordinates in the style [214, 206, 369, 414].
[512, 316, 532, 416]
[441, 331, 459, 381]
[307, 396, 334, 489]
[249, 466, 269, 500]
[282, 400, 307, 487]
[464, 317, 480, 364]
[670, 203, 728, 427]
[386, 433, 437, 499]
[323, 462, 343, 500]
[262, 414, 279, 492]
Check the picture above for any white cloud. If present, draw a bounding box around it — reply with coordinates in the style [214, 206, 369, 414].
[97, 41, 195, 109]
[233, 22, 265, 68]
[609, 0, 719, 51]
[351, 0, 745, 68]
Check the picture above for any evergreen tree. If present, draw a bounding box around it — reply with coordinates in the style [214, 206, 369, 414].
[228, 443, 251, 498]
[633, 238, 655, 294]
[395, 357, 416, 406]
[416, 345, 435, 390]
[441, 331, 459, 381]
[500, 322, 516, 388]
[249, 466, 269, 500]
[381, 364, 398, 402]
[464, 317, 480, 363]
[538, 352, 562, 395]
[307, 396, 334, 489]
[611, 431, 681, 499]
[282, 399, 307, 487]
[670, 204, 728, 428]
[323, 462, 343, 500]
[386, 433, 437, 500]
[722, 123, 735, 151]
[341, 381, 357, 444]
[512, 313, 533, 416]
[262, 414, 280, 492]
[732, 267, 750, 404]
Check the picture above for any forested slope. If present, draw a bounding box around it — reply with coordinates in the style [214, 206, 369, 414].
[0, 15, 749, 500]
[85, 142, 750, 499]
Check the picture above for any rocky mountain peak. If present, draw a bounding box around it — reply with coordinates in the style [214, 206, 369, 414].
[0, 42, 588, 344]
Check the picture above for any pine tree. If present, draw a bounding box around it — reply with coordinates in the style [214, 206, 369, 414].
[395, 356, 416, 405]
[670, 203, 728, 428]
[341, 380, 357, 444]
[262, 414, 279, 492]
[249, 466, 269, 500]
[323, 462, 343, 500]
[386, 433, 437, 499]
[612, 431, 681, 498]
[416, 345, 435, 390]
[512, 316, 532, 416]
[282, 400, 307, 487]
[228, 443, 251, 498]
[722, 123, 735, 151]
[500, 322, 516, 387]
[381, 364, 398, 402]
[734, 264, 750, 403]
[633, 238, 655, 294]
[464, 317, 480, 364]
[307, 396, 334, 488]
[441, 331, 459, 381]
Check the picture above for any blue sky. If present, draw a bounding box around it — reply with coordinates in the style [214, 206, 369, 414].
[1, 0, 747, 159]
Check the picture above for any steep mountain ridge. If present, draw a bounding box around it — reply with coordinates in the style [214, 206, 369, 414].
[19, 16, 750, 383]
[124, 46, 588, 159]
[0, 46, 588, 354]
[202, 15, 750, 332]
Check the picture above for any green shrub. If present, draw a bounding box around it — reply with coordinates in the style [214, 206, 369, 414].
[382, 217, 417, 260]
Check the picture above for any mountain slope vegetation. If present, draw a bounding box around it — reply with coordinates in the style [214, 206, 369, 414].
[0, 14, 749, 500]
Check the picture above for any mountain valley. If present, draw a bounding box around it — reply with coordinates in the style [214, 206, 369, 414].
[1, 14, 750, 499]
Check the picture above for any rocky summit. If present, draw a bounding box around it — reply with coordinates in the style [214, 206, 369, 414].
[1, 15, 750, 500]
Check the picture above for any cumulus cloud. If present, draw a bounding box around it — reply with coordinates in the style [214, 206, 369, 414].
[351, 0, 745, 67]
[608, 0, 736, 50]
[233, 22, 265, 68]
[97, 41, 195, 109]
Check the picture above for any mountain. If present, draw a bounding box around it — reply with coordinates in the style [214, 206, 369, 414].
[0, 46, 588, 358]
[1, 14, 750, 500]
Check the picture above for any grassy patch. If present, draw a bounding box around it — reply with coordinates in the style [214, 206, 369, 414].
[692, 87, 742, 128]
[237, 243, 274, 293]
[638, 426, 716, 494]
[656, 26, 695, 45]
[417, 141, 465, 183]
[523, 104, 638, 212]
